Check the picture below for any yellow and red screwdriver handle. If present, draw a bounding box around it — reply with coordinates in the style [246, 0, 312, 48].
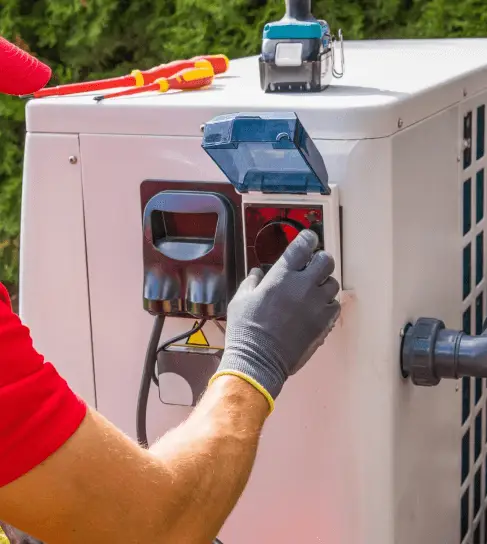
[94, 62, 215, 101]
[131, 54, 228, 87]
[33, 54, 228, 98]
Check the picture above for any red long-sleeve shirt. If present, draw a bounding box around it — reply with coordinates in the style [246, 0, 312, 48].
[0, 282, 87, 487]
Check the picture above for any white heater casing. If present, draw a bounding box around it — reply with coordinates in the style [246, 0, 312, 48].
[19, 39, 487, 544]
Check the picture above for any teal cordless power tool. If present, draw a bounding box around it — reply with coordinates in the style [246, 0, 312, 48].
[259, 0, 344, 93]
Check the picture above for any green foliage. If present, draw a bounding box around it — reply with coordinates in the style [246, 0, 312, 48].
[1, 0, 487, 288]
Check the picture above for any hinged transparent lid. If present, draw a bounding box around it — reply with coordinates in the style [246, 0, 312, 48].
[201, 112, 329, 195]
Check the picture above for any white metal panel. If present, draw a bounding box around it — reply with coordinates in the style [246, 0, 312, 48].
[19, 133, 96, 406]
[78, 131, 399, 544]
[330, 136, 395, 544]
[391, 106, 461, 544]
[26, 39, 487, 140]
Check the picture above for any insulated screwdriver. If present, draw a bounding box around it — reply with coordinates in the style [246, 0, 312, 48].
[33, 54, 229, 98]
[93, 63, 215, 101]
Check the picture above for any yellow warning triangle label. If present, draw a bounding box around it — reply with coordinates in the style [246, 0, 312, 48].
[186, 321, 210, 347]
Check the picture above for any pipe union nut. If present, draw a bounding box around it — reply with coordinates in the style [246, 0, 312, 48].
[402, 317, 445, 387]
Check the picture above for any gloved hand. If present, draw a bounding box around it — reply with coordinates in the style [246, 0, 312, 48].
[209, 229, 341, 412]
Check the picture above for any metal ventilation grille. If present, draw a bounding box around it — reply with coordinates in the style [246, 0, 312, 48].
[461, 102, 487, 544]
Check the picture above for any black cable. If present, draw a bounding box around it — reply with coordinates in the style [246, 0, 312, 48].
[138, 317, 208, 444]
[136, 314, 165, 448]
[152, 319, 207, 386]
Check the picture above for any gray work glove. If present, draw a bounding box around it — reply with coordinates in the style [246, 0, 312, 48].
[210, 229, 341, 412]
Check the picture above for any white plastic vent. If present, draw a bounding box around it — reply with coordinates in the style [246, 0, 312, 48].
[461, 98, 487, 544]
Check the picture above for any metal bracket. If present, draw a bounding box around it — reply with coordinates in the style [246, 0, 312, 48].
[332, 29, 345, 79]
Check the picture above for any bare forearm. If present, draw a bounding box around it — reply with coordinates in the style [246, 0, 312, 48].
[0, 378, 267, 544]
[150, 375, 269, 542]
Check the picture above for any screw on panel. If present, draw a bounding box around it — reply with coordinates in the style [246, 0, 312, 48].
[463, 88, 468, 97]
[397, 118, 403, 129]
[69, 156, 78, 164]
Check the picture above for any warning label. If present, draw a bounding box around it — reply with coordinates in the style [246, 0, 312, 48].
[186, 321, 210, 347]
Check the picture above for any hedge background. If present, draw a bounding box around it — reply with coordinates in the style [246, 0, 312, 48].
[1, 0, 487, 296]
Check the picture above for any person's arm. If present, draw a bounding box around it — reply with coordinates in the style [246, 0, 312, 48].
[0, 377, 267, 544]
[0, 283, 267, 544]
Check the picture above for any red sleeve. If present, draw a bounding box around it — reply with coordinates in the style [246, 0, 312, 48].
[0, 283, 87, 487]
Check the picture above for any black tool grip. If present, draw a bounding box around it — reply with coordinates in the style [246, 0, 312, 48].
[285, 0, 313, 20]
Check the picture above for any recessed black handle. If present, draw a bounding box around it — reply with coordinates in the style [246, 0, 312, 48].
[143, 191, 230, 261]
